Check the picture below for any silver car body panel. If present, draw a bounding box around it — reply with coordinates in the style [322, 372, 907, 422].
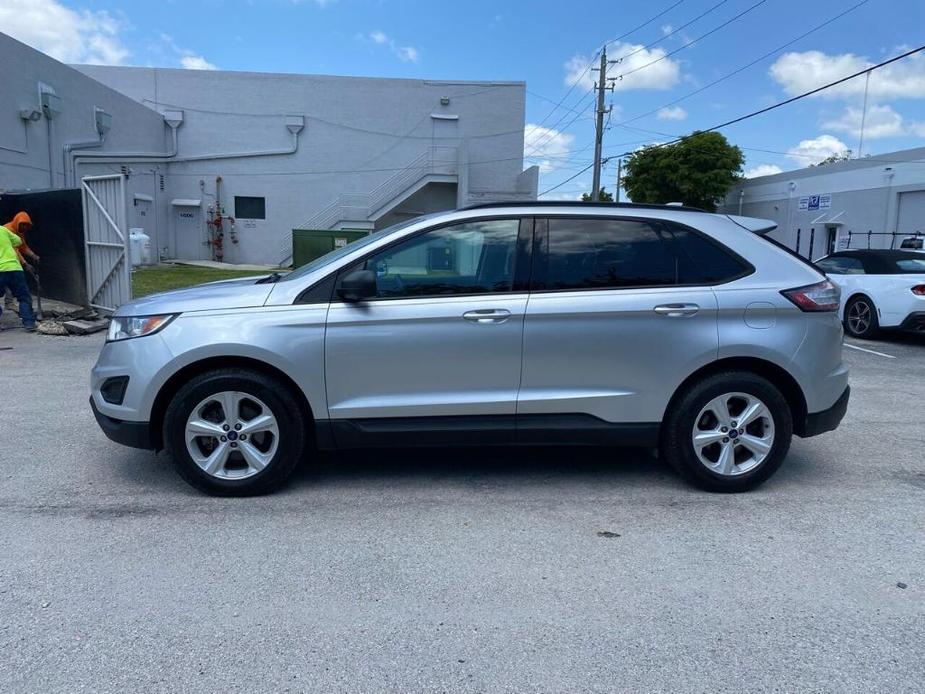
[93, 205, 848, 438]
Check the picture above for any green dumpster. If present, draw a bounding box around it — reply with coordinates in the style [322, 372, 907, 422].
[291, 229, 369, 267]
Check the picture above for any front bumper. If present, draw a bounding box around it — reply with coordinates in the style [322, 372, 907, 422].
[90, 397, 156, 450]
[799, 385, 850, 438]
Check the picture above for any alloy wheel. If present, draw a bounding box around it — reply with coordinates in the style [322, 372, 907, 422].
[848, 300, 872, 335]
[184, 391, 279, 479]
[692, 392, 775, 477]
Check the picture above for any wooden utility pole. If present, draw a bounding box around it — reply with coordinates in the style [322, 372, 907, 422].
[591, 48, 612, 201]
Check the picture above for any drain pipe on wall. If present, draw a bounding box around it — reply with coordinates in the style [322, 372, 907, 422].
[63, 108, 114, 187]
[72, 114, 304, 181]
[71, 110, 184, 185]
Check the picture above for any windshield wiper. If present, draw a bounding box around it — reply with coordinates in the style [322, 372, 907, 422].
[256, 272, 284, 284]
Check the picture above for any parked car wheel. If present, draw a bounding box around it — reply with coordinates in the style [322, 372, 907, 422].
[661, 372, 793, 493]
[164, 368, 306, 496]
[844, 295, 880, 339]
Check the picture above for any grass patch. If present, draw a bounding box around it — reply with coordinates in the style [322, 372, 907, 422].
[132, 265, 267, 298]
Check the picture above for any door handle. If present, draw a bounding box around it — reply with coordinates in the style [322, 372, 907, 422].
[463, 309, 511, 324]
[653, 303, 700, 317]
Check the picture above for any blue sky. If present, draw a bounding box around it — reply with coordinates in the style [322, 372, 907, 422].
[3, 0, 925, 198]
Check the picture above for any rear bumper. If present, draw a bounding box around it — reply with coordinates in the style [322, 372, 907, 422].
[899, 311, 925, 332]
[798, 386, 850, 438]
[90, 397, 156, 450]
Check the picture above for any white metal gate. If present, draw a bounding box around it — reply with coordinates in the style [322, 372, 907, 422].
[82, 174, 131, 313]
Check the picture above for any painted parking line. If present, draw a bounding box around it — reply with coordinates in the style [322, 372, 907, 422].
[844, 342, 896, 359]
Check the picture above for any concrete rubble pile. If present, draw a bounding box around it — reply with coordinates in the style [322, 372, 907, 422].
[2, 297, 109, 336]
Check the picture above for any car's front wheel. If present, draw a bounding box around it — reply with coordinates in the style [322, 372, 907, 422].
[661, 371, 793, 492]
[164, 368, 307, 496]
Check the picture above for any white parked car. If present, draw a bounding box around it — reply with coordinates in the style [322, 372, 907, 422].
[815, 250, 925, 339]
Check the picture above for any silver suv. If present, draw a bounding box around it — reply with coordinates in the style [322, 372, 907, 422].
[91, 203, 849, 495]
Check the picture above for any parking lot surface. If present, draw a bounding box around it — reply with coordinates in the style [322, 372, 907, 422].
[0, 328, 923, 693]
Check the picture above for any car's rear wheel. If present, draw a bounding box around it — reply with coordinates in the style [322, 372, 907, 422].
[844, 295, 880, 339]
[164, 368, 306, 496]
[661, 371, 793, 492]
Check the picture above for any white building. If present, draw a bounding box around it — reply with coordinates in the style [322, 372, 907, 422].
[0, 32, 537, 266]
[721, 147, 925, 260]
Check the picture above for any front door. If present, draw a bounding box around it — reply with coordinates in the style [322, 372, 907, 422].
[518, 216, 737, 432]
[324, 217, 528, 442]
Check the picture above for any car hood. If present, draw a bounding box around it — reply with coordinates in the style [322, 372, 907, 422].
[114, 276, 274, 317]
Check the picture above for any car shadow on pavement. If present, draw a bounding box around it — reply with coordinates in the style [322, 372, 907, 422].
[109, 442, 828, 497]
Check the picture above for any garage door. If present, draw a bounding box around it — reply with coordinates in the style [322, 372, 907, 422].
[896, 190, 925, 237]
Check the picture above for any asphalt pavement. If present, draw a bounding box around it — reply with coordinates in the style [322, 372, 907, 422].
[0, 327, 922, 693]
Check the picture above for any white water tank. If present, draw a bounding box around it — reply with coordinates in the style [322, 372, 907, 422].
[129, 228, 152, 266]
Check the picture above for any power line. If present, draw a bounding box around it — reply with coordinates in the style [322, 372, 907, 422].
[539, 160, 599, 196]
[526, 0, 690, 140]
[611, 0, 871, 130]
[613, 0, 768, 82]
[530, 0, 746, 157]
[541, 43, 925, 195]
[607, 0, 729, 60]
[690, 45, 925, 141]
[527, 0, 725, 155]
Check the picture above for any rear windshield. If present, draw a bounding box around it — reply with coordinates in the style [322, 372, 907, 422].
[895, 257, 925, 273]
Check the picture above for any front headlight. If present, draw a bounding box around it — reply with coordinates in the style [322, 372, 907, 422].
[107, 314, 177, 342]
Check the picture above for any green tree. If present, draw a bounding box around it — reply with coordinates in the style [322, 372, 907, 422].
[581, 187, 614, 202]
[621, 131, 744, 211]
[812, 150, 852, 167]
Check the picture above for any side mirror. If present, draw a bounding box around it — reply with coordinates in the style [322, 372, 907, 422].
[337, 269, 377, 302]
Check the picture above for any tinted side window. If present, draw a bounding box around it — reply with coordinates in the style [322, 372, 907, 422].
[538, 218, 676, 290]
[662, 224, 749, 284]
[817, 256, 864, 274]
[342, 219, 519, 299]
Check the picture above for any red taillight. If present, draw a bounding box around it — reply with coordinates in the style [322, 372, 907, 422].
[912, 285, 925, 296]
[781, 279, 840, 312]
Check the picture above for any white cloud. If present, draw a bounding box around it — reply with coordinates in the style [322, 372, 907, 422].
[744, 164, 783, 178]
[159, 33, 218, 70]
[656, 106, 687, 121]
[180, 55, 218, 70]
[524, 123, 575, 173]
[786, 135, 849, 165]
[822, 103, 913, 139]
[395, 45, 419, 63]
[769, 50, 925, 100]
[0, 0, 129, 64]
[363, 30, 420, 63]
[564, 42, 681, 92]
[661, 24, 674, 36]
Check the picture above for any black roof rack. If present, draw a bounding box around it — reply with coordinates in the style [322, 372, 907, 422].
[464, 200, 706, 213]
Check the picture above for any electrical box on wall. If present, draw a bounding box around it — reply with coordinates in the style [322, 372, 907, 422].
[40, 91, 62, 119]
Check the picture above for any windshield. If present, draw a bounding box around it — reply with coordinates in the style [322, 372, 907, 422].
[280, 213, 441, 282]
[895, 257, 925, 273]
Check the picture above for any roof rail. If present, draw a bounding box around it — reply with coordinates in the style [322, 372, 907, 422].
[463, 200, 706, 213]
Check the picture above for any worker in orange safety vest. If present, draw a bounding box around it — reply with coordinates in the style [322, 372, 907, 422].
[2, 211, 39, 311]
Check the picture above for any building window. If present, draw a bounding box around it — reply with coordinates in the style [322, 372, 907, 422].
[235, 196, 266, 220]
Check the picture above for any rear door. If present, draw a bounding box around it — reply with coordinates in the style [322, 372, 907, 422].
[324, 217, 531, 442]
[517, 216, 736, 433]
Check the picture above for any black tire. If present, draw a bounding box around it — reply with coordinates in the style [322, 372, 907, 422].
[843, 295, 880, 339]
[661, 371, 793, 493]
[164, 368, 307, 496]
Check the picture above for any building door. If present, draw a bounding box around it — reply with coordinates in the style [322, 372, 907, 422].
[173, 203, 204, 260]
[826, 226, 838, 255]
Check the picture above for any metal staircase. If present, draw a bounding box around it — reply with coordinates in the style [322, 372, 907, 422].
[279, 146, 457, 265]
